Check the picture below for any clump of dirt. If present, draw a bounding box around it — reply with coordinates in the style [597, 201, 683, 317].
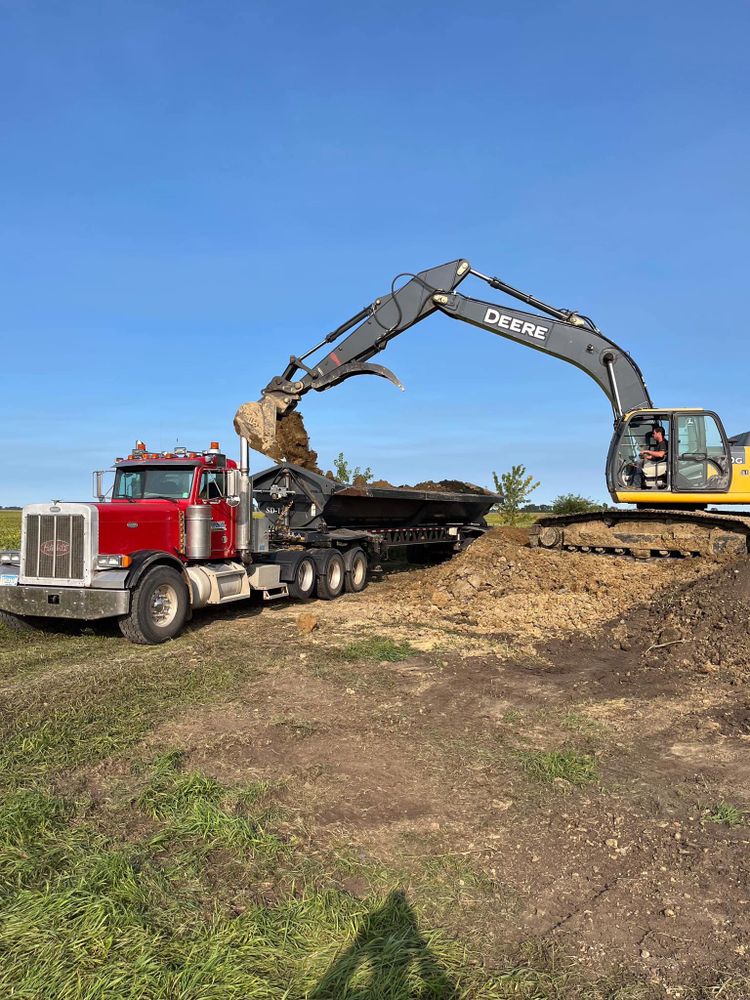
[266, 410, 321, 473]
[611, 559, 750, 680]
[372, 528, 719, 650]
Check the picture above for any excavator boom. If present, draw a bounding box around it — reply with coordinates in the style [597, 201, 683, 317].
[235, 258, 651, 453]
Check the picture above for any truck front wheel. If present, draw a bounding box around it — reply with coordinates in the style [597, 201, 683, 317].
[118, 566, 189, 645]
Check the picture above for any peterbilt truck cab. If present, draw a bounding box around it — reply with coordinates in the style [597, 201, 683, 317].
[0, 440, 291, 644]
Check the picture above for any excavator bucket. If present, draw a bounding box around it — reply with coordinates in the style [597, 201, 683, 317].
[233, 397, 283, 456]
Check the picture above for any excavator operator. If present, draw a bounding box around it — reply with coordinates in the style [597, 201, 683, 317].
[639, 424, 668, 488]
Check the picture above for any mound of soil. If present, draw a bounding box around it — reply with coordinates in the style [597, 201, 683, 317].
[409, 479, 493, 495]
[611, 559, 750, 680]
[366, 478, 492, 495]
[374, 528, 719, 648]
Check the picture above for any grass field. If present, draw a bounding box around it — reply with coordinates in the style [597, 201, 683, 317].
[0, 509, 21, 549]
[484, 512, 538, 528]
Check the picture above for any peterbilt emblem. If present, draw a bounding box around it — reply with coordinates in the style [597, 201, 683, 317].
[40, 539, 70, 557]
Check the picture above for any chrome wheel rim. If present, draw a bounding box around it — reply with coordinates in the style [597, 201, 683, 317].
[328, 560, 343, 591]
[298, 561, 314, 592]
[351, 554, 366, 587]
[150, 583, 178, 627]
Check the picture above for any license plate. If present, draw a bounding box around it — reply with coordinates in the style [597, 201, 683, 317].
[0, 574, 18, 586]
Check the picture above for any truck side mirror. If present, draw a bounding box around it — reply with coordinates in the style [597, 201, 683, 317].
[93, 471, 106, 501]
[225, 468, 240, 505]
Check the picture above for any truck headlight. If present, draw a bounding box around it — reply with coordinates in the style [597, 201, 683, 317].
[96, 554, 133, 569]
[0, 552, 20, 565]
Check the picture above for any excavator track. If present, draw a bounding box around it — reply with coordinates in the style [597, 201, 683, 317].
[529, 509, 750, 559]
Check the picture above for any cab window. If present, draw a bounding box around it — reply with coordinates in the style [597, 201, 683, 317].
[200, 470, 226, 501]
[114, 467, 194, 499]
[673, 414, 729, 491]
[612, 414, 670, 489]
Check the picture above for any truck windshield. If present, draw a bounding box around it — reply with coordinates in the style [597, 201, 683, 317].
[113, 467, 195, 500]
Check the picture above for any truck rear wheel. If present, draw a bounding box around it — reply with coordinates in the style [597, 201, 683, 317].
[344, 547, 369, 593]
[288, 555, 317, 601]
[118, 566, 189, 645]
[314, 550, 346, 600]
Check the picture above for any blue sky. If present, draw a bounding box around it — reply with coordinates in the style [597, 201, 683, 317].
[1, 1, 748, 505]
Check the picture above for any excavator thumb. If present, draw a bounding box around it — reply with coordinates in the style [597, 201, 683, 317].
[304, 359, 404, 394]
[234, 362, 404, 456]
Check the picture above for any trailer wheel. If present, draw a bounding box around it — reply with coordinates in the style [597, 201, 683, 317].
[288, 555, 317, 601]
[343, 547, 369, 593]
[118, 566, 189, 645]
[314, 550, 346, 600]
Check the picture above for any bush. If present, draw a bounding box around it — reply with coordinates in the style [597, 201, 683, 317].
[551, 493, 604, 515]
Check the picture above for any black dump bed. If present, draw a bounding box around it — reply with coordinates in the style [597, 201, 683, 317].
[251, 463, 499, 532]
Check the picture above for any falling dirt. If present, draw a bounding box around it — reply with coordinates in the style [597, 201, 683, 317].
[270, 410, 321, 472]
[236, 407, 322, 473]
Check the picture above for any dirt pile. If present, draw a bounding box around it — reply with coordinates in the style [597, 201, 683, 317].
[410, 479, 493, 495]
[369, 478, 492, 495]
[610, 559, 750, 679]
[374, 528, 719, 648]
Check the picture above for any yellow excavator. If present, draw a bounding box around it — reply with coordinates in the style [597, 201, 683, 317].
[236, 259, 750, 558]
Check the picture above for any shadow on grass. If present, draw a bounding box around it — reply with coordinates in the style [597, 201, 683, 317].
[309, 890, 458, 999]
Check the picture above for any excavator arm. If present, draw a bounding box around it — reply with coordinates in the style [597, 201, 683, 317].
[235, 259, 652, 454]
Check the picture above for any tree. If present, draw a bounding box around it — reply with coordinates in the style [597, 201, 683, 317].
[333, 452, 374, 486]
[551, 493, 604, 515]
[492, 465, 540, 525]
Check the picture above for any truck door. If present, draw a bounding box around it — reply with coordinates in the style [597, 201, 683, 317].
[199, 469, 234, 558]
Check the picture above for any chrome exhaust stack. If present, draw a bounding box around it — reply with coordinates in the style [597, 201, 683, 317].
[236, 436, 252, 564]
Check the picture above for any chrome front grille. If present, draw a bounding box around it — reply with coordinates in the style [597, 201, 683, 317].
[20, 504, 96, 585]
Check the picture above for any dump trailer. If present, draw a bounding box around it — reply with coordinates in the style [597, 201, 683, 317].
[0, 439, 498, 645]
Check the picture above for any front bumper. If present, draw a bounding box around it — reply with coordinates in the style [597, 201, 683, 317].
[0, 583, 130, 620]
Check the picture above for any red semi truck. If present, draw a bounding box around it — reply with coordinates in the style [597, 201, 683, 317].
[0, 438, 497, 644]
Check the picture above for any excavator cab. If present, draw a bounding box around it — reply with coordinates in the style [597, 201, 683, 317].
[607, 409, 732, 504]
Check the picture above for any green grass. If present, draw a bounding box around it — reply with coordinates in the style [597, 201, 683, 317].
[0, 508, 21, 549]
[485, 512, 538, 528]
[338, 636, 416, 662]
[706, 802, 746, 827]
[0, 753, 672, 1000]
[516, 749, 600, 786]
